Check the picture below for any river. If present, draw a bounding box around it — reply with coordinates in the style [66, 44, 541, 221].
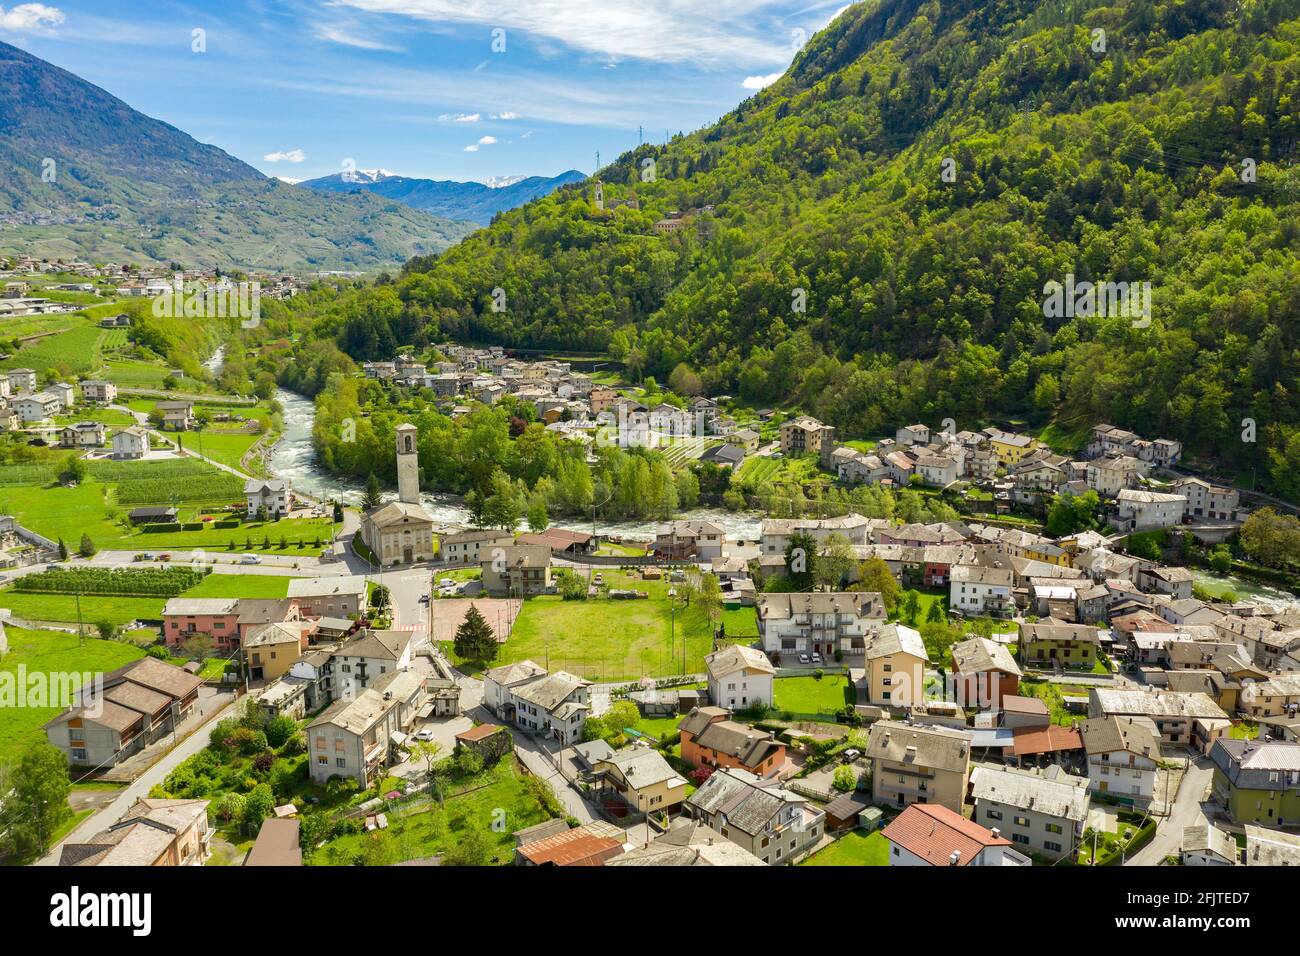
[1192, 570, 1300, 610]
[267, 387, 764, 540]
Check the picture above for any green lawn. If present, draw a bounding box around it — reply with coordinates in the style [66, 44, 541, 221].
[1017, 680, 1090, 725]
[800, 829, 890, 866]
[187, 430, 263, 471]
[452, 571, 719, 680]
[182, 574, 294, 598]
[310, 759, 555, 866]
[631, 714, 686, 742]
[720, 605, 759, 638]
[773, 674, 853, 716]
[0, 627, 144, 764]
[0, 589, 167, 627]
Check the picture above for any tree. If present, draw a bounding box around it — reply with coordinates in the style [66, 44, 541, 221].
[242, 783, 274, 834]
[602, 701, 640, 738]
[264, 714, 298, 749]
[332, 500, 345, 523]
[408, 740, 443, 786]
[442, 826, 491, 866]
[179, 632, 214, 662]
[859, 557, 900, 611]
[370, 584, 391, 614]
[362, 472, 382, 511]
[900, 590, 921, 624]
[0, 742, 72, 859]
[668, 362, 703, 397]
[815, 532, 853, 591]
[526, 498, 549, 533]
[784, 532, 817, 590]
[454, 603, 498, 663]
[1209, 546, 1233, 574]
[96, 620, 119, 642]
[697, 573, 723, 636]
[59, 453, 87, 485]
[832, 764, 857, 793]
[56, 538, 68, 560]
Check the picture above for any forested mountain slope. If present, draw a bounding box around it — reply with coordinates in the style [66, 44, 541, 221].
[272, 0, 1300, 495]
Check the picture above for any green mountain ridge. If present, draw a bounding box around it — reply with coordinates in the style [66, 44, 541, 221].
[275, 0, 1300, 497]
[0, 40, 475, 271]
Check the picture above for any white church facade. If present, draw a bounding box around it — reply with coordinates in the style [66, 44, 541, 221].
[359, 423, 437, 567]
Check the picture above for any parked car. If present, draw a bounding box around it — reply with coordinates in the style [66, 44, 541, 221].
[157, 553, 172, 562]
[810, 653, 823, 665]
[241, 553, 262, 565]
[841, 749, 862, 763]
[413, 728, 437, 742]
[798, 653, 810, 664]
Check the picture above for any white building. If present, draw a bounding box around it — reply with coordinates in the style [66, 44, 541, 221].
[111, 426, 150, 459]
[705, 644, 775, 711]
[244, 478, 292, 518]
[1116, 488, 1186, 531]
[482, 660, 591, 745]
[949, 564, 1014, 616]
[1079, 715, 1161, 801]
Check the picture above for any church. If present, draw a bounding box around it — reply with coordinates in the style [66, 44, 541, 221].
[359, 423, 437, 566]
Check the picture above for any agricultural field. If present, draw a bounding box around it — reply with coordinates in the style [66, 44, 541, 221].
[0, 627, 144, 764]
[658, 437, 712, 469]
[0, 322, 109, 375]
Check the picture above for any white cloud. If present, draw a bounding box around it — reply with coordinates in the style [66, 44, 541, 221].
[0, 3, 65, 31]
[315, 24, 401, 51]
[335, 0, 796, 66]
[439, 112, 481, 122]
[263, 149, 307, 163]
[463, 134, 498, 152]
[742, 72, 781, 90]
[491, 111, 520, 120]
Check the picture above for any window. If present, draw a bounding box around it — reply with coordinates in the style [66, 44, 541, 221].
[1046, 823, 1063, 835]
[1014, 816, 1029, 827]
[986, 809, 1002, 821]
[336, 758, 346, 768]
[1045, 841, 1062, 853]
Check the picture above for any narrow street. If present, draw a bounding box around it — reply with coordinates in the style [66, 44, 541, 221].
[1125, 754, 1215, 866]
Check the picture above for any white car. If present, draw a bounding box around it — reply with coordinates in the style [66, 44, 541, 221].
[810, 653, 823, 665]
[413, 728, 437, 742]
[798, 653, 810, 664]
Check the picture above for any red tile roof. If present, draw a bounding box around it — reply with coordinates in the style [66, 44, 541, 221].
[456, 723, 505, 742]
[1007, 724, 1084, 757]
[881, 803, 1010, 866]
[517, 828, 623, 866]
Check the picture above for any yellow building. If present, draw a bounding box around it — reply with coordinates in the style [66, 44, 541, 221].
[243, 621, 306, 682]
[867, 721, 972, 814]
[858, 623, 930, 707]
[988, 430, 1038, 466]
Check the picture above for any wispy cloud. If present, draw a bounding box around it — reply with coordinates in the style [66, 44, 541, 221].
[335, 0, 797, 66]
[742, 72, 781, 89]
[491, 111, 520, 120]
[263, 148, 307, 163]
[315, 24, 402, 52]
[0, 3, 65, 32]
[439, 112, 481, 122]
[464, 135, 497, 152]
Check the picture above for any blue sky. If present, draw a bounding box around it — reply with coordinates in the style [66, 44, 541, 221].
[0, 0, 853, 184]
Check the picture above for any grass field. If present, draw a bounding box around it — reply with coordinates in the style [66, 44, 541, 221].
[310, 758, 554, 866]
[0, 322, 108, 375]
[182, 573, 294, 598]
[1017, 680, 1091, 725]
[799, 829, 890, 866]
[773, 674, 853, 715]
[0, 627, 144, 764]
[188, 429, 263, 470]
[720, 605, 759, 638]
[0, 589, 167, 627]
[447, 571, 720, 680]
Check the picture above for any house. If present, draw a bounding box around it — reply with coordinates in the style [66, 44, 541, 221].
[1243, 824, 1300, 866]
[438, 529, 514, 566]
[1181, 824, 1238, 866]
[866, 721, 972, 813]
[155, 401, 195, 430]
[481, 543, 552, 596]
[112, 426, 150, 459]
[12, 392, 62, 422]
[1239, 675, 1300, 719]
[606, 817, 765, 866]
[49, 381, 74, 412]
[949, 564, 1014, 617]
[756, 591, 886, 659]
[951, 636, 1022, 709]
[243, 621, 309, 682]
[128, 506, 177, 524]
[1137, 565, 1195, 600]
[306, 675, 424, 787]
[1086, 455, 1148, 496]
[44, 658, 204, 768]
[595, 746, 689, 815]
[483, 660, 590, 744]
[7, 367, 36, 392]
[653, 520, 726, 561]
[244, 478, 293, 518]
[360, 501, 437, 567]
[60, 798, 212, 867]
[705, 644, 775, 711]
[80, 379, 118, 404]
[1079, 716, 1161, 801]
[453, 723, 510, 761]
[1174, 477, 1240, 522]
[257, 676, 311, 720]
[1019, 621, 1102, 671]
[162, 597, 243, 650]
[515, 820, 625, 866]
[969, 765, 1090, 861]
[684, 767, 825, 865]
[856, 622, 928, 707]
[727, 428, 760, 452]
[699, 442, 745, 469]
[1089, 687, 1230, 753]
[326, 628, 419, 700]
[1116, 489, 1186, 531]
[779, 416, 835, 457]
[59, 421, 106, 448]
[882, 802, 1030, 867]
[286, 575, 368, 619]
[244, 817, 303, 866]
[985, 429, 1038, 466]
[678, 707, 785, 777]
[513, 527, 593, 555]
[1209, 738, 1300, 826]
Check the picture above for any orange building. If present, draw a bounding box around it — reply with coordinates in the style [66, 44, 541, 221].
[678, 707, 786, 778]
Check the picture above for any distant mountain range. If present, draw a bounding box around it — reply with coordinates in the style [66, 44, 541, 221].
[0, 41, 474, 271]
[298, 169, 587, 225]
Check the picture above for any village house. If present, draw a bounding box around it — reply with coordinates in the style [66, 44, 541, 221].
[243, 621, 309, 682]
[438, 528, 514, 565]
[653, 519, 727, 561]
[1174, 477, 1240, 522]
[483, 661, 590, 744]
[951, 636, 1022, 709]
[882, 802, 1030, 867]
[1240, 675, 1300, 719]
[80, 380, 117, 403]
[1079, 716, 1162, 801]
[112, 426, 150, 459]
[1180, 823, 1239, 866]
[306, 673, 424, 787]
[866, 720, 972, 814]
[705, 644, 775, 710]
[779, 415, 835, 457]
[59, 421, 106, 448]
[325, 629, 419, 701]
[949, 564, 1014, 617]
[12, 391, 61, 422]
[1209, 739, 1300, 827]
[678, 707, 786, 777]
[855, 622, 929, 707]
[155, 400, 195, 430]
[985, 428, 1038, 466]
[1089, 687, 1230, 753]
[481, 543, 553, 596]
[285, 575, 368, 619]
[594, 746, 689, 816]
[1019, 621, 1102, 671]
[60, 798, 212, 867]
[44, 658, 204, 768]
[1086, 455, 1149, 496]
[244, 478, 293, 518]
[969, 765, 1090, 861]
[684, 767, 825, 865]
[756, 591, 887, 660]
[1115, 489, 1186, 531]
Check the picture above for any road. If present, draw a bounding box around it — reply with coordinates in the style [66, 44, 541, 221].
[34, 695, 241, 865]
[1126, 754, 1215, 865]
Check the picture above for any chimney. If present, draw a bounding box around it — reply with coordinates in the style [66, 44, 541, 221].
[949, 850, 961, 865]
[990, 828, 1001, 839]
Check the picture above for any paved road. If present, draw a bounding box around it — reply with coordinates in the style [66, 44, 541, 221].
[35, 695, 241, 865]
[1126, 754, 1215, 866]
